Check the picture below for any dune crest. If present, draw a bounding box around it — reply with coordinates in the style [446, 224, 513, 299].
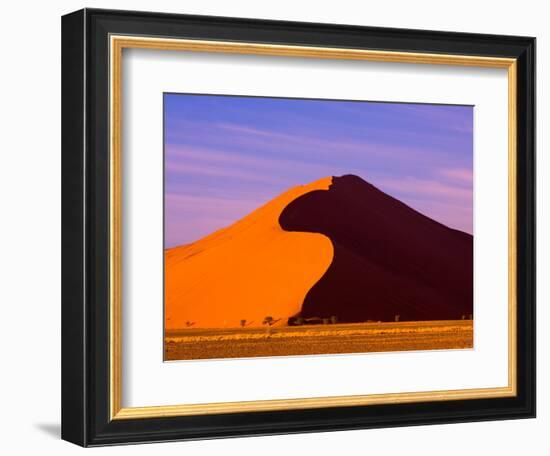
[165, 177, 334, 329]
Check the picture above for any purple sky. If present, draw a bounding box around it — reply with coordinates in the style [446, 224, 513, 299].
[164, 94, 473, 248]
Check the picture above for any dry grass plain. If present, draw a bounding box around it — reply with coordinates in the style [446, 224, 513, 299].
[164, 320, 473, 361]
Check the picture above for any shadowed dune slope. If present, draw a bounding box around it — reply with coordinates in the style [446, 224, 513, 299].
[165, 177, 334, 330]
[279, 175, 473, 322]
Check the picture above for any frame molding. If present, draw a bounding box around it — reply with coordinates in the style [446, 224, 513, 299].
[62, 8, 535, 447]
[109, 35, 517, 421]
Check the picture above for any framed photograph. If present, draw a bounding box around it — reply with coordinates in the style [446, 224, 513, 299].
[62, 8, 535, 446]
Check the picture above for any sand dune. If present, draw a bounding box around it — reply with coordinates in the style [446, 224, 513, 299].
[165, 177, 334, 329]
[166, 174, 473, 331]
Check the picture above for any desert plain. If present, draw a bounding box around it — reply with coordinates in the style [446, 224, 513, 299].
[165, 320, 473, 361]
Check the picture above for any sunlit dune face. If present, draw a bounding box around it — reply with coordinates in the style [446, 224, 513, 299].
[164, 177, 334, 330]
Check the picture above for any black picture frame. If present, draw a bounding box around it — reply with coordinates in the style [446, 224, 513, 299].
[62, 7, 536, 447]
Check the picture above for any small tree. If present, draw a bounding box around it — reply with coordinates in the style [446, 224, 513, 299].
[240, 319, 247, 328]
[263, 316, 275, 337]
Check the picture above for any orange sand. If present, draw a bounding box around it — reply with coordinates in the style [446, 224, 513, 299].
[165, 177, 334, 330]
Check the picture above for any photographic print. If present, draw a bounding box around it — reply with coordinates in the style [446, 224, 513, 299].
[163, 94, 474, 361]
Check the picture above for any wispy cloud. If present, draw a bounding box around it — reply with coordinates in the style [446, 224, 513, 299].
[165, 193, 268, 245]
[166, 193, 265, 214]
[405, 199, 473, 234]
[208, 122, 455, 166]
[165, 144, 331, 175]
[386, 103, 474, 134]
[165, 161, 290, 185]
[376, 177, 472, 202]
[438, 168, 473, 185]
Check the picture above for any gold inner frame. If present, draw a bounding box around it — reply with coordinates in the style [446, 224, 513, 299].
[109, 35, 518, 420]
